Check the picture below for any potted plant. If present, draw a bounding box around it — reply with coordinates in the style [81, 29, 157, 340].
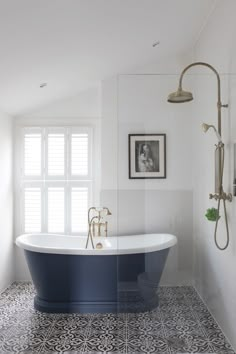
[205, 207, 220, 222]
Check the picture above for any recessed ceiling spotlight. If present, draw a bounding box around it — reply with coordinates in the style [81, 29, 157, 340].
[40, 83, 47, 88]
[152, 41, 160, 47]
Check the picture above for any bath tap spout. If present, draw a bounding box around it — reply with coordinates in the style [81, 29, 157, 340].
[103, 207, 112, 216]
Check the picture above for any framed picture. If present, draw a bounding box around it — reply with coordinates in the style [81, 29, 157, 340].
[128, 134, 166, 179]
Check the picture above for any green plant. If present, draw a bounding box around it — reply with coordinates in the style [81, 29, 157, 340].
[205, 208, 220, 222]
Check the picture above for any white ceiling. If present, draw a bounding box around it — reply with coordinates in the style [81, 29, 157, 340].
[0, 0, 215, 116]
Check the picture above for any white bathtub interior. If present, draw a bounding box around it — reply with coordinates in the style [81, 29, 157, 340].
[16, 233, 177, 255]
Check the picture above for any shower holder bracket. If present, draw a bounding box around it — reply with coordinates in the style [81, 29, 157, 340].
[219, 103, 228, 108]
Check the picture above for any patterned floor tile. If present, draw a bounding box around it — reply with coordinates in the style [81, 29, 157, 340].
[0, 283, 234, 353]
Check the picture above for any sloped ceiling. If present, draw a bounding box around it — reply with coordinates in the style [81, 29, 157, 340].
[0, 0, 216, 115]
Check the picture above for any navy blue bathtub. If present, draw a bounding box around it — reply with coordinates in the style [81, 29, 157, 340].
[16, 233, 177, 314]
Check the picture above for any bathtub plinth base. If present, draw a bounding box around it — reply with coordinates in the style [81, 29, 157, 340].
[34, 296, 119, 314]
[34, 292, 159, 314]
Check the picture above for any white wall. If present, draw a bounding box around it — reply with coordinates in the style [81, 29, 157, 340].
[0, 110, 14, 292]
[18, 86, 101, 119]
[192, 0, 236, 349]
[101, 70, 194, 285]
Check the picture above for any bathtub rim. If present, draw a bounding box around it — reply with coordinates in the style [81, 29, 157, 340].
[16, 233, 177, 256]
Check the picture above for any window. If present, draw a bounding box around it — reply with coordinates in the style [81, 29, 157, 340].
[24, 187, 41, 233]
[24, 133, 42, 176]
[71, 133, 89, 176]
[47, 187, 65, 233]
[18, 127, 93, 234]
[47, 133, 65, 176]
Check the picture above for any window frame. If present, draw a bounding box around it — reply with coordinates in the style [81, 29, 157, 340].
[14, 118, 100, 237]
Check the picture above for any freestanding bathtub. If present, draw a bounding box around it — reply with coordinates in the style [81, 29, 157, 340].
[16, 233, 177, 313]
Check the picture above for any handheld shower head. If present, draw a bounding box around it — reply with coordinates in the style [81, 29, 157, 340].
[201, 123, 222, 142]
[201, 123, 211, 133]
[103, 207, 112, 216]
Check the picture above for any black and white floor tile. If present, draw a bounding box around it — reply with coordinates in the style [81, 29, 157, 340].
[0, 283, 234, 353]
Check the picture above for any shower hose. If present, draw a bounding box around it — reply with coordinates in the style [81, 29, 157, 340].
[214, 143, 230, 250]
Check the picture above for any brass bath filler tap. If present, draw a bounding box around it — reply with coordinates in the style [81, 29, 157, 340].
[85, 207, 112, 249]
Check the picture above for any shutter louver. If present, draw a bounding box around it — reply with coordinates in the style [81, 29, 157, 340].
[71, 133, 88, 176]
[24, 188, 41, 232]
[48, 133, 65, 176]
[71, 187, 88, 232]
[24, 133, 41, 176]
[48, 187, 65, 233]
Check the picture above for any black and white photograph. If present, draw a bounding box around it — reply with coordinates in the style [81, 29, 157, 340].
[129, 134, 166, 179]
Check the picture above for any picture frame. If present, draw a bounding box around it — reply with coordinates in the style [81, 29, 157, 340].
[128, 134, 166, 179]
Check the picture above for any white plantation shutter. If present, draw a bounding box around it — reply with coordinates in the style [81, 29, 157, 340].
[71, 133, 89, 176]
[47, 133, 65, 176]
[24, 133, 41, 176]
[71, 187, 88, 232]
[48, 187, 65, 233]
[24, 187, 41, 232]
[18, 126, 93, 235]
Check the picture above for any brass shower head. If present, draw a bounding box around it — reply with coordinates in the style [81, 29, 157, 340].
[167, 87, 193, 103]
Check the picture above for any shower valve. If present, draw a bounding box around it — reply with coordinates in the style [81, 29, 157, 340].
[209, 192, 232, 202]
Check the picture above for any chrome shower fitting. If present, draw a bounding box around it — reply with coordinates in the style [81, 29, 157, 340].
[167, 62, 232, 250]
